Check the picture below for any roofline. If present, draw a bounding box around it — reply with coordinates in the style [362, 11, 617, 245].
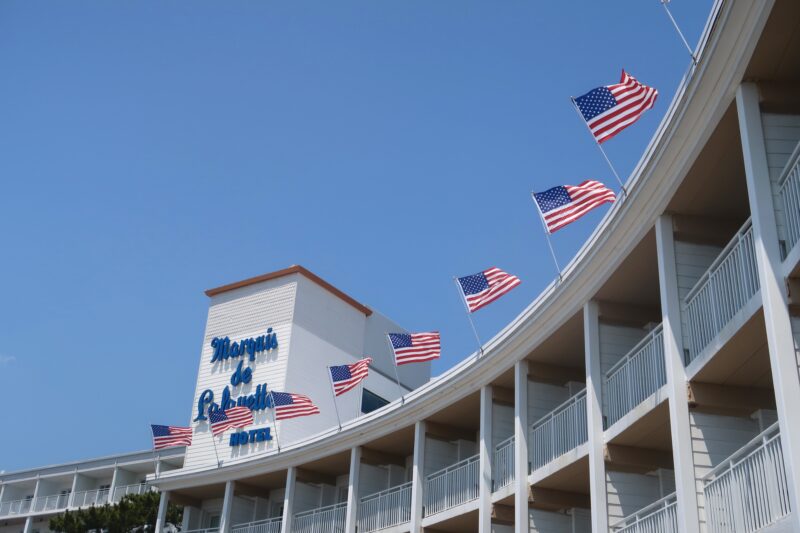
[204, 265, 373, 317]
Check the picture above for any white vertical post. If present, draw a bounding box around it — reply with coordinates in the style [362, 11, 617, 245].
[410, 420, 427, 532]
[281, 467, 297, 533]
[514, 360, 529, 532]
[737, 82, 800, 527]
[108, 465, 119, 504]
[182, 506, 196, 532]
[219, 480, 235, 533]
[154, 490, 170, 533]
[479, 385, 494, 532]
[584, 301, 608, 532]
[656, 214, 701, 533]
[345, 446, 362, 533]
[69, 470, 79, 508]
[23, 517, 32, 533]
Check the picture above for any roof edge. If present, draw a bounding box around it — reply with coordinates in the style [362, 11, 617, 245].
[204, 265, 373, 317]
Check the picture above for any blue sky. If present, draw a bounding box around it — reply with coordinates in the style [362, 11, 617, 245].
[0, 1, 712, 471]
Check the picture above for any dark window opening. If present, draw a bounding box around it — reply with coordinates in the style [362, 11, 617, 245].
[361, 389, 389, 414]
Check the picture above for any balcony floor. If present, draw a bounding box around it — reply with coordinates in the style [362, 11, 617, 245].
[421, 506, 477, 532]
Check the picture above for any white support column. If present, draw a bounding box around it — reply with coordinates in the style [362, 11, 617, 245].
[154, 490, 170, 533]
[737, 82, 800, 525]
[514, 360, 529, 532]
[68, 469, 79, 508]
[344, 446, 362, 533]
[108, 465, 119, 504]
[23, 517, 32, 533]
[584, 301, 608, 533]
[656, 214, 701, 533]
[479, 385, 493, 532]
[410, 420, 427, 532]
[219, 480, 235, 533]
[280, 467, 297, 533]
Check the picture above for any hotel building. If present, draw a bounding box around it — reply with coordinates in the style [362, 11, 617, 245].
[3, 0, 800, 531]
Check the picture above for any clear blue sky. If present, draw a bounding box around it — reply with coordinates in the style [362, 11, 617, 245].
[0, 1, 712, 471]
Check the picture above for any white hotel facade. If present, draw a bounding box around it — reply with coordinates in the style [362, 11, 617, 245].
[3, 1, 800, 531]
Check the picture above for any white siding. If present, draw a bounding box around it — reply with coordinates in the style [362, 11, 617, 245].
[791, 316, 800, 375]
[529, 508, 573, 532]
[689, 412, 761, 531]
[606, 471, 661, 526]
[358, 464, 389, 498]
[529, 381, 570, 424]
[599, 324, 648, 418]
[492, 403, 514, 449]
[762, 113, 800, 251]
[571, 508, 592, 532]
[424, 437, 458, 475]
[674, 241, 724, 355]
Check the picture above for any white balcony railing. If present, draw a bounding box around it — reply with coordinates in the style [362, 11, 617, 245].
[703, 422, 791, 533]
[778, 141, 800, 256]
[424, 454, 479, 516]
[32, 493, 71, 513]
[0, 498, 32, 516]
[112, 483, 153, 502]
[493, 435, 515, 490]
[182, 529, 219, 533]
[605, 324, 666, 427]
[529, 389, 588, 471]
[684, 219, 759, 363]
[358, 481, 412, 532]
[70, 488, 110, 508]
[231, 517, 282, 533]
[293, 502, 346, 533]
[610, 492, 678, 533]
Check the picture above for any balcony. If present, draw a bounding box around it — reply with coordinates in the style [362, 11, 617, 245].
[231, 517, 282, 533]
[610, 492, 678, 533]
[112, 482, 154, 502]
[424, 454, 479, 516]
[605, 325, 666, 427]
[70, 488, 110, 508]
[493, 435, 515, 491]
[0, 498, 32, 516]
[684, 219, 759, 364]
[703, 422, 791, 533]
[293, 501, 346, 532]
[529, 389, 588, 472]
[778, 142, 800, 259]
[31, 492, 70, 513]
[358, 481, 412, 532]
[182, 529, 219, 533]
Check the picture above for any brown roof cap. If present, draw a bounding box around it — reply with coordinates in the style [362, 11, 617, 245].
[204, 265, 372, 316]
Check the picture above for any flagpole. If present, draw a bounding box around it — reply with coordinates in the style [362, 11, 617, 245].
[530, 193, 563, 281]
[326, 366, 344, 431]
[570, 97, 627, 195]
[385, 335, 406, 405]
[659, 0, 697, 64]
[453, 277, 484, 357]
[209, 423, 222, 467]
[267, 390, 281, 452]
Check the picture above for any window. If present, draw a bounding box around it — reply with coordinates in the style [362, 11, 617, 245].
[360, 389, 389, 414]
[209, 515, 221, 529]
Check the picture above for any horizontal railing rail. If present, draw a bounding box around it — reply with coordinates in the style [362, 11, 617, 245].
[683, 218, 759, 363]
[181, 528, 220, 533]
[529, 389, 588, 471]
[112, 483, 154, 502]
[703, 422, 791, 533]
[424, 454, 479, 516]
[493, 435, 515, 490]
[32, 493, 71, 513]
[358, 481, 412, 532]
[610, 491, 678, 532]
[777, 139, 800, 256]
[0, 498, 33, 516]
[70, 488, 110, 508]
[605, 324, 666, 426]
[231, 517, 282, 533]
[294, 501, 346, 533]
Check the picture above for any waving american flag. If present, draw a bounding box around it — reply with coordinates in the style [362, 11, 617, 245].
[532, 180, 616, 233]
[388, 332, 441, 365]
[209, 406, 254, 436]
[457, 268, 521, 313]
[270, 392, 320, 420]
[151, 424, 192, 450]
[329, 357, 372, 396]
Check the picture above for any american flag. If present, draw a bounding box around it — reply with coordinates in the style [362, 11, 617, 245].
[457, 268, 521, 313]
[574, 70, 658, 144]
[151, 424, 192, 450]
[270, 392, 320, 420]
[209, 406, 254, 436]
[533, 180, 616, 233]
[329, 357, 373, 396]
[388, 332, 441, 365]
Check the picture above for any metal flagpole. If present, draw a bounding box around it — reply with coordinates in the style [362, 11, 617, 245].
[659, 0, 697, 64]
[385, 334, 406, 404]
[267, 390, 281, 452]
[530, 192, 563, 281]
[326, 366, 344, 431]
[209, 423, 222, 467]
[570, 97, 627, 195]
[453, 277, 484, 357]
